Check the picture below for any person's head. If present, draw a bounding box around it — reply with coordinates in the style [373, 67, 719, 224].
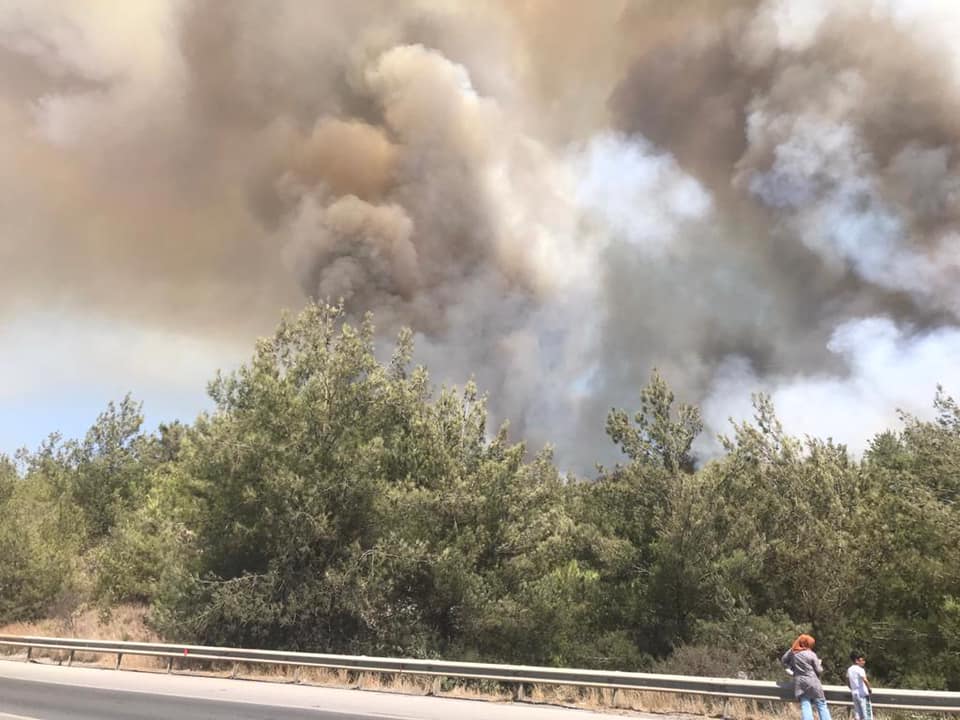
[792, 634, 816, 652]
[850, 651, 866, 666]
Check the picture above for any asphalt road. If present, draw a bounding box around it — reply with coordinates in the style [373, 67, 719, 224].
[0, 659, 640, 720]
[0, 675, 357, 720]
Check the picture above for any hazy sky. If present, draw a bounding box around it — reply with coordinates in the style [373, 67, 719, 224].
[4, 0, 960, 470]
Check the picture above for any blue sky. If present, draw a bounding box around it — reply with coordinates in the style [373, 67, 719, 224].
[0, 391, 209, 456]
[0, 311, 248, 457]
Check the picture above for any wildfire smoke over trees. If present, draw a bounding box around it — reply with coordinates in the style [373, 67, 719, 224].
[2, 304, 958, 690]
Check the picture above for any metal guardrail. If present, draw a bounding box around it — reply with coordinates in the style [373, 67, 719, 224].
[1, 635, 958, 712]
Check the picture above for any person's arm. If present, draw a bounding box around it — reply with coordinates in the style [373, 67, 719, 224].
[813, 652, 824, 676]
[781, 650, 795, 675]
[864, 670, 872, 694]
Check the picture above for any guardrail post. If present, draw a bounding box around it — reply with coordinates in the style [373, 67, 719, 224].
[426, 676, 441, 696]
[231, 662, 240, 679]
[513, 682, 526, 702]
[293, 665, 302, 684]
[25, 646, 31, 662]
[115, 653, 123, 670]
[611, 688, 620, 707]
[67, 650, 75, 667]
[166, 657, 173, 674]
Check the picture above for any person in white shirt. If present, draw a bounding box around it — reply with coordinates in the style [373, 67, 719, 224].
[847, 651, 873, 720]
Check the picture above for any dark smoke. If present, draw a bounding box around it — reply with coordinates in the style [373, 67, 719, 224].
[3, 0, 960, 469]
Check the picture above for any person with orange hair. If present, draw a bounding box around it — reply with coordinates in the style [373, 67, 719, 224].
[782, 634, 832, 720]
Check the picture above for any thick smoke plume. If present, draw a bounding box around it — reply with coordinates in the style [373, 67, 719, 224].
[4, 0, 960, 469]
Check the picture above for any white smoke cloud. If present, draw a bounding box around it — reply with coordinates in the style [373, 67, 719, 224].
[574, 132, 712, 255]
[743, 102, 960, 318]
[700, 316, 960, 456]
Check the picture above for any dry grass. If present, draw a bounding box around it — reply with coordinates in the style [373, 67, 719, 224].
[527, 687, 796, 719]
[0, 603, 156, 642]
[0, 604, 164, 670]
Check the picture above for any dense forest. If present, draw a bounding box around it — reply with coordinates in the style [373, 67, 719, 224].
[2, 304, 958, 690]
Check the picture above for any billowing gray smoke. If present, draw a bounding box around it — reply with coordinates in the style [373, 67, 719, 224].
[3, 0, 960, 470]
